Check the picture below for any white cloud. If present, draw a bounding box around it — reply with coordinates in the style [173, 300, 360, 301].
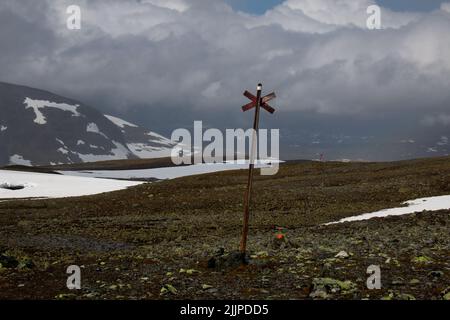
[201, 81, 221, 98]
[142, 0, 190, 12]
[252, 0, 419, 33]
[281, 0, 372, 28]
[441, 2, 450, 13]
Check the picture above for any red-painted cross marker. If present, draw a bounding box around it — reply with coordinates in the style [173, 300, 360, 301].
[239, 83, 277, 257]
[242, 91, 276, 114]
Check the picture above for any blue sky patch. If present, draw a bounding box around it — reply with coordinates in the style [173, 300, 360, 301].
[225, 0, 446, 14]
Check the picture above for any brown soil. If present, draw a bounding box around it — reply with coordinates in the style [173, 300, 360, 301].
[0, 157, 449, 300]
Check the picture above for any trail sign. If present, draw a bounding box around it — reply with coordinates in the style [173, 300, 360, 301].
[239, 83, 276, 257]
[242, 90, 276, 113]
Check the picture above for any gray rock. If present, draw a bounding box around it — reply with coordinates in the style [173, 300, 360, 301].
[208, 250, 248, 270]
[335, 251, 350, 259]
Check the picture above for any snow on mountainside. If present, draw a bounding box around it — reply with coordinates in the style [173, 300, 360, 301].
[104, 115, 138, 128]
[24, 98, 81, 124]
[0, 82, 174, 166]
[105, 114, 175, 159]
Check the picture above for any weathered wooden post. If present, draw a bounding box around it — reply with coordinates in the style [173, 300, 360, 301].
[239, 83, 276, 257]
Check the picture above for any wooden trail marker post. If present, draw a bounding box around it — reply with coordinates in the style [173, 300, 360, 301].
[239, 83, 276, 257]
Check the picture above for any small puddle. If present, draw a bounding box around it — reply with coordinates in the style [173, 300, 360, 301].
[0, 183, 26, 190]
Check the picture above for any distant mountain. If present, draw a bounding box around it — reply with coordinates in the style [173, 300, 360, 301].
[282, 131, 449, 162]
[0, 82, 174, 166]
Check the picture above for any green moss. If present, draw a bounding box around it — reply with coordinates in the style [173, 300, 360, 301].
[312, 277, 357, 294]
[411, 256, 432, 264]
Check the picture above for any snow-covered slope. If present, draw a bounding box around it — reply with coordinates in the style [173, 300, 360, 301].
[0, 170, 142, 199]
[0, 161, 276, 200]
[0, 82, 174, 166]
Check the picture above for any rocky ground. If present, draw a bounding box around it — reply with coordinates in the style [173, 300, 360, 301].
[0, 157, 449, 300]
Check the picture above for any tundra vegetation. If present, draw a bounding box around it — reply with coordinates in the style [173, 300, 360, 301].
[0, 157, 449, 300]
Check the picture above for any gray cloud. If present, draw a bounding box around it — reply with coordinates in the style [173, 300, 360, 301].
[0, 0, 450, 159]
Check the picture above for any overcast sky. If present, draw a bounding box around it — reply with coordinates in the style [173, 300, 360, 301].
[1, 0, 450, 159]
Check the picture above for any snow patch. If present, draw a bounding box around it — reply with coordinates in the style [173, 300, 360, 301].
[145, 131, 173, 146]
[9, 154, 32, 166]
[127, 143, 172, 159]
[86, 123, 109, 139]
[437, 136, 448, 146]
[105, 115, 138, 128]
[0, 170, 142, 199]
[57, 147, 69, 155]
[326, 195, 450, 225]
[86, 122, 100, 133]
[60, 161, 276, 180]
[77, 141, 130, 162]
[24, 97, 80, 125]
